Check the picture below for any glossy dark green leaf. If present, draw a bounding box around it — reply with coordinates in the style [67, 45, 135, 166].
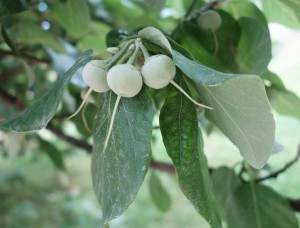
[262, 0, 300, 29]
[173, 27, 223, 71]
[237, 18, 271, 75]
[198, 76, 275, 169]
[106, 29, 134, 47]
[0, 0, 29, 17]
[0, 50, 92, 132]
[92, 88, 154, 224]
[49, 0, 91, 38]
[211, 167, 241, 218]
[39, 137, 65, 171]
[268, 88, 300, 121]
[173, 11, 240, 72]
[159, 75, 221, 228]
[167, 37, 194, 60]
[149, 172, 171, 212]
[227, 184, 298, 228]
[172, 50, 240, 85]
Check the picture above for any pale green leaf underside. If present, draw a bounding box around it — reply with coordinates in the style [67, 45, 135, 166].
[227, 184, 298, 228]
[262, 0, 300, 29]
[172, 50, 240, 85]
[198, 76, 275, 169]
[0, 50, 92, 132]
[92, 89, 154, 224]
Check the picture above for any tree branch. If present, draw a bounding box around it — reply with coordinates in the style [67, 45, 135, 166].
[0, 90, 25, 111]
[46, 124, 92, 153]
[1, 89, 300, 212]
[289, 199, 300, 212]
[46, 123, 175, 173]
[0, 49, 50, 64]
[256, 146, 300, 182]
[171, 0, 198, 37]
[150, 160, 175, 174]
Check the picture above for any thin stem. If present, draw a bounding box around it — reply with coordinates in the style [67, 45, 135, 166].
[117, 49, 134, 64]
[211, 29, 219, 57]
[127, 43, 140, 65]
[256, 145, 300, 183]
[106, 40, 135, 69]
[185, 0, 199, 19]
[103, 95, 121, 152]
[67, 88, 93, 119]
[170, 80, 212, 109]
[138, 43, 150, 60]
[171, 0, 198, 37]
[82, 102, 91, 132]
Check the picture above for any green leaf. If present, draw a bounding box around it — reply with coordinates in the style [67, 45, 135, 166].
[0, 0, 29, 17]
[224, 1, 268, 27]
[173, 27, 226, 72]
[144, 0, 166, 11]
[106, 29, 134, 47]
[237, 18, 271, 75]
[167, 37, 194, 60]
[0, 50, 92, 132]
[8, 19, 64, 52]
[138, 26, 172, 54]
[262, 0, 300, 29]
[149, 172, 171, 212]
[268, 88, 300, 121]
[227, 183, 298, 228]
[262, 70, 286, 91]
[39, 137, 65, 171]
[159, 75, 221, 228]
[73, 101, 97, 136]
[49, 0, 91, 38]
[173, 11, 241, 72]
[1, 24, 19, 54]
[172, 50, 240, 85]
[91, 89, 154, 224]
[211, 167, 241, 218]
[77, 22, 110, 52]
[198, 76, 275, 169]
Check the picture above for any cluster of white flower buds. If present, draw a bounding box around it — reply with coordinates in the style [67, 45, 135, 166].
[69, 35, 211, 150]
[82, 40, 177, 99]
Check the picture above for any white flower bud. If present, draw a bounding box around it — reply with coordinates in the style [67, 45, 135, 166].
[82, 60, 110, 93]
[197, 10, 222, 31]
[107, 64, 143, 98]
[141, 55, 176, 89]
